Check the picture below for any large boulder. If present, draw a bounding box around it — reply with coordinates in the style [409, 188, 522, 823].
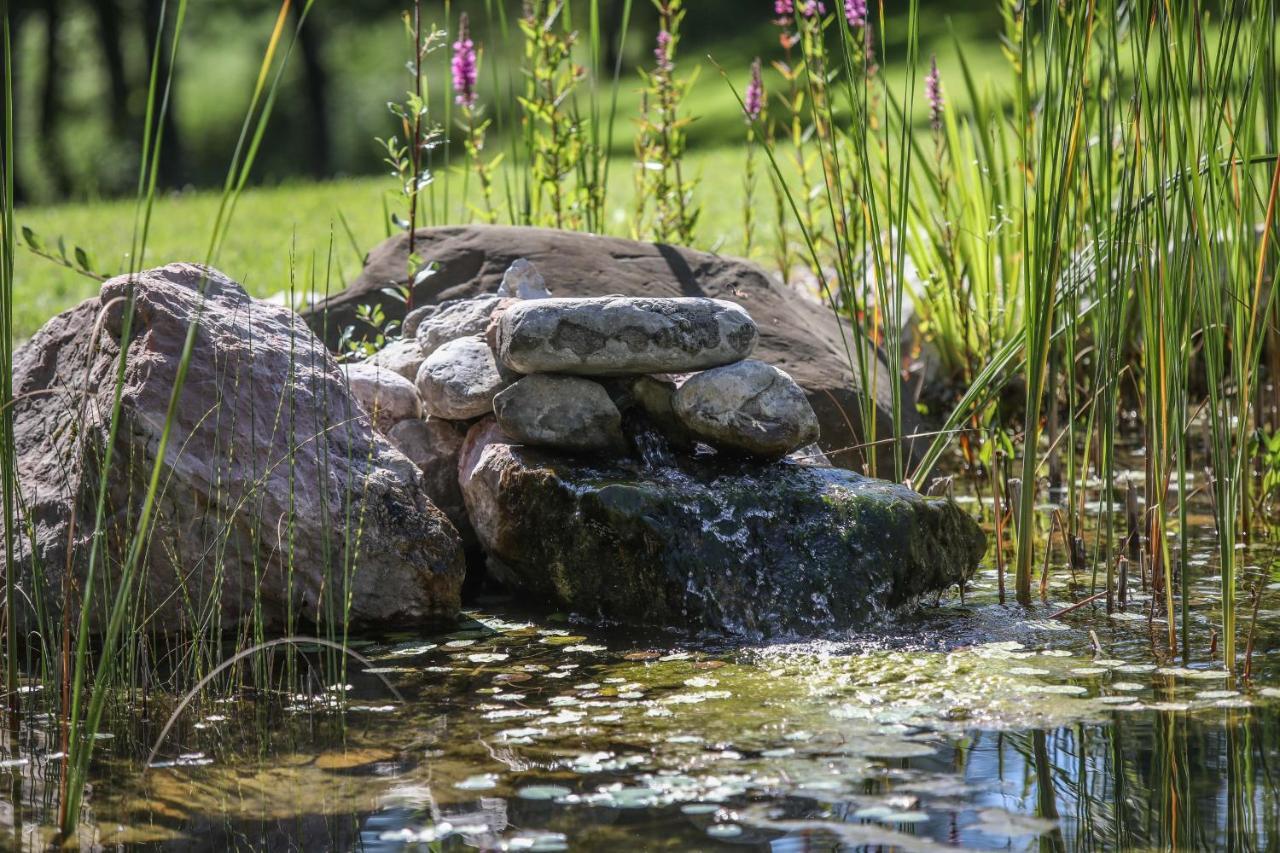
[458, 420, 983, 638]
[494, 296, 758, 376]
[303, 225, 922, 473]
[6, 264, 465, 635]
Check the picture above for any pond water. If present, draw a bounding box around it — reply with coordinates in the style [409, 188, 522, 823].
[4, 482, 1280, 850]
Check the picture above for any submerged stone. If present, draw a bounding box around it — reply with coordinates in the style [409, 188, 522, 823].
[496, 296, 758, 376]
[459, 421, 984, 638]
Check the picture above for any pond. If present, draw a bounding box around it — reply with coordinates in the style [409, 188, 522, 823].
[4, 479, 1280, 850]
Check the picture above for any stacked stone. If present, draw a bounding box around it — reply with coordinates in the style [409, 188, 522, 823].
[344, 258, 821, 472]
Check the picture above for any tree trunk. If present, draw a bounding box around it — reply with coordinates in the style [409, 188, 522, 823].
[293, 3, 332, 177]
[142, 0, 185, 188]
[38, 0, 72, 197]
[91, 0, 131, 138]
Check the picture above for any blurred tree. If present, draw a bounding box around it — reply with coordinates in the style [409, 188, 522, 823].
[142, 0, 184, 187]
[294, 2, 332, 177]
[38, 0, 71, 196]
[90, 0, 131, 140]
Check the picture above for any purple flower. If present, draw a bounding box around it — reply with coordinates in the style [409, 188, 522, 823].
[844, 0, 867, 27]
[451, 13, 478, 108]
[925, 55, 943, 130]
[654, 29, 674, 72]
[775, 0, 825, 17]
[744, 58, 765, 122]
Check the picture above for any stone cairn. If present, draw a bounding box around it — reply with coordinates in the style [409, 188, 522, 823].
[343, 258, 823, 479]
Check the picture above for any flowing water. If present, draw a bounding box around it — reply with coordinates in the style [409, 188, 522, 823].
[4, 479, 1280, 850]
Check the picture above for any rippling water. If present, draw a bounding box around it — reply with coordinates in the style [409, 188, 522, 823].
[4, 485, 1280, 850]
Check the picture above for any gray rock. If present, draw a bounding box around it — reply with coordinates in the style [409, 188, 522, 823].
[416, 335, 509, 420]
[403, 303, 438, 338]
[304, 225, 927, 473]
[6, 263, 465, 635]
[496, 258, 551, 299]
[341, 361, 420, 431]
[366, 337, 424, 382]
[458, 420, 984, 638]
[496, 296, 758, 376]
[673, 360, 820, 458]
[493, 375, 625, 453]
[417, 295, 502, 357]
[387, 417, 474, 547]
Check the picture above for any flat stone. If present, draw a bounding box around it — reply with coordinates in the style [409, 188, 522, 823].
[366, 337, 424, 382]
[416, 335, 509, 420]
[7, 263, 464, 634]
[417, 295, 502, 357]
[493, 375, 625, 453]
[458, 420, 984, 638]
[496, 296, 757, 376]
[673, 360, 819, 458]
[388, 417, 474, 547]
[342, 361, 420, 431]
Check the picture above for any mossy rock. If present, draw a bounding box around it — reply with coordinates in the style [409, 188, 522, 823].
[460, 421, 984, 638]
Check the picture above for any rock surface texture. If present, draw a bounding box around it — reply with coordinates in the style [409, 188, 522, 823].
[341, 361, 421, 430]
[6, 264, 465, 634]
[416, 335, 509, 420]
[673, 359, 820, 458]
[366, 337, 424, 382]
[417, 295, 502, 357]
[459, 421, 984, 638]
[495, 296, 758, 376]
[388, 417, 474, 547]
[304, 224, 921, 471]
[493, 375, 625, 453]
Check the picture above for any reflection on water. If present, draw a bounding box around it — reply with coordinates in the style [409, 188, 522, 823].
[4, 496, 1280, 850]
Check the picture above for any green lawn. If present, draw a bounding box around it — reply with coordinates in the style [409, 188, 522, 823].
[13, 142, 800, 339]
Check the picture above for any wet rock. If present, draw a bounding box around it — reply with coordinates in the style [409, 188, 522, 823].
[458, 420, 983, 638]
[7, 263, 465, 634]
[387, 417, 474, 547]
[496, 296, 757, 376]
[493, 375, 625, 453]
[341, 361, 420, 431]
[496, 258, 551, 299]
[616, 374, 694, 451]
[416, 335, 509, 420]
[305, 224, 925, 472]
[417, 295, 502, 357]
[366, 337, 424, 382]
[673, 360, 819, 458]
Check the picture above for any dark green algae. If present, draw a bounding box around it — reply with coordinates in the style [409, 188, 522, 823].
[481, 448, 985, 638]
